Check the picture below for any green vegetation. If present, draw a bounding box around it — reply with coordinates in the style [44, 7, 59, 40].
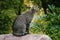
[0, 0, 60, 40]
[30, 5, 60, 40]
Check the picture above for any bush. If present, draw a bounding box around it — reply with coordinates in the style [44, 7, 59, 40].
[30, 5, 60, 40]
[0, 8, 17, 34]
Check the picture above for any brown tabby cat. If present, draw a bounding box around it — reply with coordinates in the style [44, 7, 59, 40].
[12, 6, 39, 36]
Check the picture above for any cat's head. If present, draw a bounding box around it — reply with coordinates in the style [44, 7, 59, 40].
[30, 5, 39, 13]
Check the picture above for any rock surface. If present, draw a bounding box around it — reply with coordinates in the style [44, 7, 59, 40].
[0, 34, 52, 40]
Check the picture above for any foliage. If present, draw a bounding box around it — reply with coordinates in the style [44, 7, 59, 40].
[0, 8, 17, 34]
[0, 0, 24, 15]
[30, 5, 60, 40]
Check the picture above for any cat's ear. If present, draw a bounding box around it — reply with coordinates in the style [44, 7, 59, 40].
[33, 5, 39, 12]
[33, 5, 39, 9]
[30, 5, 39, 9]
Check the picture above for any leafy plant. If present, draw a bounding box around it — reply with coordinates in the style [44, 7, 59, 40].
[30, 5, 60, 40]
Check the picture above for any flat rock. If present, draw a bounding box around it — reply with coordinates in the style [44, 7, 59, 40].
[0, 34, 52, 40]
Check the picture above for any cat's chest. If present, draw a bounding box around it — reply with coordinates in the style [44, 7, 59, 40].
[26, 15, 33, 23]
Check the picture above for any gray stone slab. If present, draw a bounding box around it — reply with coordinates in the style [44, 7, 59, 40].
[0, 34, 52, 40]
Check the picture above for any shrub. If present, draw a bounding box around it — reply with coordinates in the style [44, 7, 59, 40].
[0, 8, 17, 34]
[30, 5, 60, 40]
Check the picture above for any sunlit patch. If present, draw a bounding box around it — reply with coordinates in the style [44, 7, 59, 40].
[24, 0, 34, 7]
